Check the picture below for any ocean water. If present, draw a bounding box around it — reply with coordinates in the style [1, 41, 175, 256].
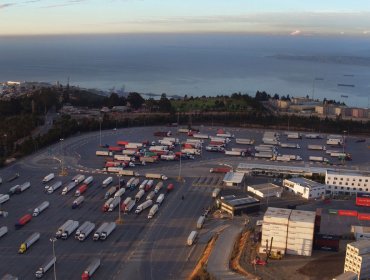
[0, 34, 369, 107]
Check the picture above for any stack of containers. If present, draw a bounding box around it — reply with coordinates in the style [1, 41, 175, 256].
[286, 210, 315, 256]
[314, 208, 322, 233]
[344, 240, 370, 279]
[260, 207, 292, 255]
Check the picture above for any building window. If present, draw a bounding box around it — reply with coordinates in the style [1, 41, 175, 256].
[345, 183, 348, 186]
[352, 183, 354, 186]
[347, 187, 350, 190]
[360, 188, 363, 191]
[334, 177, 337, 180]
[339, 182, 342, 185]
[340, 178, 343, 181]
[358, 184, 361, 186]
[366, 179, 368, 182]
[334, 186, 337, 189]
[360, 179, 362, 182]
[346, 178, 349, 181]
[341, 187, 344, 190]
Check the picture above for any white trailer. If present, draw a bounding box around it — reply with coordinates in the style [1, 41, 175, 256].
[135, 200, 153, 214]
[32, 201, 50, 217]
[309, 156, 329, 163]
[46, 181, 62, 194]
[197, 216, 205, 229]
[104, 186, 118, 199]
[161, 154, 176, 160]
[187, 231, 198, 246]
[308, 144, 326, 151]
[8, 185, 20, 195]
[95, 150, 110, 156]
[72, 196, 85, 209]
[83, 176, 94, 185]
[16, 182, 31, 194]
[126, 177, 135, 187]
[102, 177, 113, 187]
[114, 155, 132, 161]
[148, 204, 159, 219]
[235, 138, 255, 145]
[72, 174, 85, 184]
[280, 143, 300, 149]
[254, 152, 274, 159]
[114, 188, 126, 198]
[0, 194, 10, 204]
[286, 133, 301, 139]
[0, 226, 8, 239]
[75, 221, 90, 239]
[35, 256, 56, 278]
[61, 221, 79, 240]
[122, 149, 137, 156]
[156, 193, 165, 205]
[262, 138, 279, 145]
[106, 167, 123, 173]
[56, 220, 74, 238]
[154, 182, 163, 193]
[216, 132, 234, 138]
[305, 133, 322, 139]
[139, 180, 148, 190]
[42, 173, 55, 183]
[275, 156, 291, 162]
[108, 197, 120, 212]
[225, 150, 245, 156]
[124, 200, 135, 213]
[327, 138, 343, 146]
[100, 222, 116, 240]
[81, 258, 101, 279]
[78, 222, 95, 241]
[135, 189, 145, 202]
[181, 148, 201, 155]
[61, 181, 77, 195]
[146, 191, 156, 201]
[193, 133, 209, 139]
[93, 222, 108, 241]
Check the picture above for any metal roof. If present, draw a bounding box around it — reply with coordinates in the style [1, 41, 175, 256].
[223, 172, 245, 184]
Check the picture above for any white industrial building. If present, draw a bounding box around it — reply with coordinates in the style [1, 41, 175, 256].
[222, 172, 245, 187]
[326, 170, 370, 195]
[344, 240, 370, 279]
[283, 177, 326, 199]
[247, 183, 283, 198]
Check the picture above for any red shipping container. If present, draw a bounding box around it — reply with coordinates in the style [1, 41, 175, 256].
[356, 197, 370, 207]
[358, 213, 370, 221]
[109, 146, 122, 152]
[117, 141, 128, 146]
[316, 208, 322, 217]
[338, 210, 358, 217]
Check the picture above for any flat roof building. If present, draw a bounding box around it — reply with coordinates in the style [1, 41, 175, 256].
[217, 195, 260, 216]
[247, 183, 283, 198]
[283, 177, 326, 199]
[326, 170, 370, 196]
[237, 163, 326, 177]
[222, 172, 245, 187]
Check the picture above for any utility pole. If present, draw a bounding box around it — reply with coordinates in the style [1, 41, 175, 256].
[116, 175, 123, 225]
[50, 238, 57, 280]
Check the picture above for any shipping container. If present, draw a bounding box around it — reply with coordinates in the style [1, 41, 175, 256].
[358, 213, 370, 221]
[356, 193, 370, 207]
[338, 210, 358, 217]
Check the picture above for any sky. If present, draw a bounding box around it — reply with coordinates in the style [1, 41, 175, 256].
[1, 0, 370, 36]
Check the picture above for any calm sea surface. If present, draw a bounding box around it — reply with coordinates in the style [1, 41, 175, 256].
[0, 34, 369, 107]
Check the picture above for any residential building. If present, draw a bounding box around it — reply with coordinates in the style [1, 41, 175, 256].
[325, 170, 370, 195]
[282, 177, 326, 199]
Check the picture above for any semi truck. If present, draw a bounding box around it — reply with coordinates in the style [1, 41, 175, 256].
[128, 178, 140, 191]
[56, 220, 73, 238]
[95, 151, 112, 156]
[78, 222, 95, 241]
[193, 133, 209, 139]
[187, 231, 198, 246]
[102, 198, 114, 212]
[148, 204, 159, 219]
[0, 226, 8, 239]
[280, 143, 300, 149]
[154, 182, 163, 193]
[118, 170, 139, 176]
[75, 221, 90, 239]
[254, 152, 274, 159]
[286, 132, 302, 139]
[145, 180, 154, 192]
[33, 201, 50, 217]
[114, 188, 126, 198]
[139, 180, 148, 190]
[156, 194, 165, 205]
[42, 173, 55, 183]
[72, 174, 85, 184]
[309, 156, 329, 163]
[8, 185, 20, 195]
[262, 138, 279, 145]
[104, 186, 118, 199]
[102, 177, 113, 187]
[61, 181, 77, 195]
[140, 156, 157, 163]
[308, 144, 326, 151]
[35, 256, 56, 278]
[236, 138, 255, 145]
[224, 150, 246, 157]
[126, 177, 135, 188]
[121, 197, 135, 212]
[327, 138, 343, 146]
[61, 220, 79, 240]
[46, 181, 62, 194]
[81, 258, 101, 280]
[305, 133, 322, 139]
[15, 182, 31, 194]
[209, 167, 231, 173]
[15, 214, 32, 229]
[75, 184, 88, 197]
[72, 196, 85, 209]
[146, 173, 168, 180]
[93, 222, 108, 241]
[146, 191, 156, 201]
[166, 184, 174, 193]
[135, 189, 145, 202]
[100, 222, 116, 240]
[212, 188, 221, 198]
[0, 194, 10, 204]
[181, 148, 201, 155]
[135, 200, 153, 214]
[197, 216, 205, 229]
[108, 197, 120, 212]
[19, 232, 40, 253]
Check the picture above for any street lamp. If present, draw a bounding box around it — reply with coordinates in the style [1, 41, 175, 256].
[177, 152, 182, 182]
[50, 238, 57, 280]
[116, 175, 123, 225]
[99, 116, 102, 147]
[59, 138, 67, 176]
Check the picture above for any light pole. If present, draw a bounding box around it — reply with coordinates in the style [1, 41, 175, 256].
[116, 175, 123, 225]
[59, 138, 67, 176]
[178, 152, 182, 182]
[312, 77, 324, 100]
[342, 130, 347, 164]
[99, 116, 102, 147]
[50, 238, 57, 280]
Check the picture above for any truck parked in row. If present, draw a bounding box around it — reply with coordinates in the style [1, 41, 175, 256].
[46, 181, 62, 194]
[154, 182, 163, 193]
[187, 231, 198, 246]
[42, 173, 55, 183]
[145, 173, 168, 180]
[102, 198, 114, 212]
[81, 258, 100, 280]
[135, 200, 153, 214]
[61, 220, 79, 240]
[33, 201, 50, 217]
[72, 196, 85, 209]
[93, 223, 108, 241]
[55, 220, 74, 239]
[121, 197, 135, 213]
[127, 178, 140, 191]
[78, 221, 95, 241]
[0, 226, 8, 239]
[146, 191, 156, 201]
[75, 184, 88, 197]
[308, 144, 326, 151]
[135, 189, 145, 202]
[104, 186, 118, 199]
[61, 181, 77, 195]
[309, 156, 330, 163]
[148, 204, 159, 219]
[156, 194, 165, 205]
[235, 138, 255, 145]
[100, 222, 116, 240]
[102, 177, 113, 188]
[108, 197, 120, 212]
[15, 182, 31, 194]
[96, 151, 112, 156]
[35, 256, 56, 278]
[197, 216, 205, 229]
[19, 232, 40, 254]
[0, 194, 10, 204]
[15, 214, 32, 229]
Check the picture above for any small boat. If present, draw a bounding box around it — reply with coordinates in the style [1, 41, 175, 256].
[341, 95, 348, 98]
[338, 84, 355, 87]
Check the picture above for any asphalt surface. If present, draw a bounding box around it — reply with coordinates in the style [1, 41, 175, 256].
[0, 125, 369, 279]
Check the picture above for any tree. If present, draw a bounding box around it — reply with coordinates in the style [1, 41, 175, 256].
[127, 92, 145, 110]
[158, 93, 173, 112]
[107, 93, 120, 108]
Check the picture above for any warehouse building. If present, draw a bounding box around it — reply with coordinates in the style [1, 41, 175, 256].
[283, 177, 326, 199]
[344, 240, 370, 279]
[247, 183, 283, 198]
[326, 170, 370, 196]
[237, 163, 326, 177]
[217, 195, 260, 217]
[222, 172, 245, 187]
